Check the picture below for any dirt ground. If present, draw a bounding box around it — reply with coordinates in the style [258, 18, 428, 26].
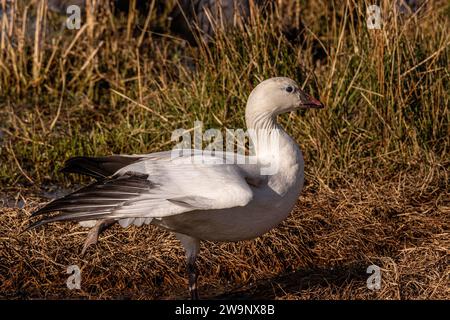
[1, 165, 448, 300]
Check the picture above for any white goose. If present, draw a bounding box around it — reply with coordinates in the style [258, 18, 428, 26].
[28, 77, 324, 299]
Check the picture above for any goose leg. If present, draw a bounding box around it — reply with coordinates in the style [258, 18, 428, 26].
[81, 219, 115, 255]
[176, 233, 200, 300]
[187, 255, 199, 300]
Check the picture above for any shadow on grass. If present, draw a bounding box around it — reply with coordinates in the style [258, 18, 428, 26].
[210, 263, 368, 299]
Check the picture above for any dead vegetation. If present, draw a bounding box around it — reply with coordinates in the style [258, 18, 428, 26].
[0, 0, 449, 299]
[1, 161, 448, 299]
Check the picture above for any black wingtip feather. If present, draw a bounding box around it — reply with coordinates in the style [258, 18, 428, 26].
[25, 171, 153, 230]
[22, 219, 49, 234]
[60, 155, 144, 180]
[31, 202, 58, 217]
[60, 157, 106, 179]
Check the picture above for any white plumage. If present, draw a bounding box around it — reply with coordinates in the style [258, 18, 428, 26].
[29, 77, 324, 299]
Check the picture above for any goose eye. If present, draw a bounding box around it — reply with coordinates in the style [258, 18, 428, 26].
[285, 86, 294, 93]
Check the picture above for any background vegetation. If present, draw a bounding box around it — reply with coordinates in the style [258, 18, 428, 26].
[0, 0, 448, 299]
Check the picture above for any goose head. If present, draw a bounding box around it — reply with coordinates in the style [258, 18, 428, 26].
[245, 77, 323, 128]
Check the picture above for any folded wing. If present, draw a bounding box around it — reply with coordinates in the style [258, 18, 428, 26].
[28, 154, 256, 230]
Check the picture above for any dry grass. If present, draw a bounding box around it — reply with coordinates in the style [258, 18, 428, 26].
[1, 162, 448, 299]
[0, 0, 449, 299]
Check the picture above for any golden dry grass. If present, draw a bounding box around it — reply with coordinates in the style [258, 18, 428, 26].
[1, 161, 448, 299]
[0, 0, 449, 300]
